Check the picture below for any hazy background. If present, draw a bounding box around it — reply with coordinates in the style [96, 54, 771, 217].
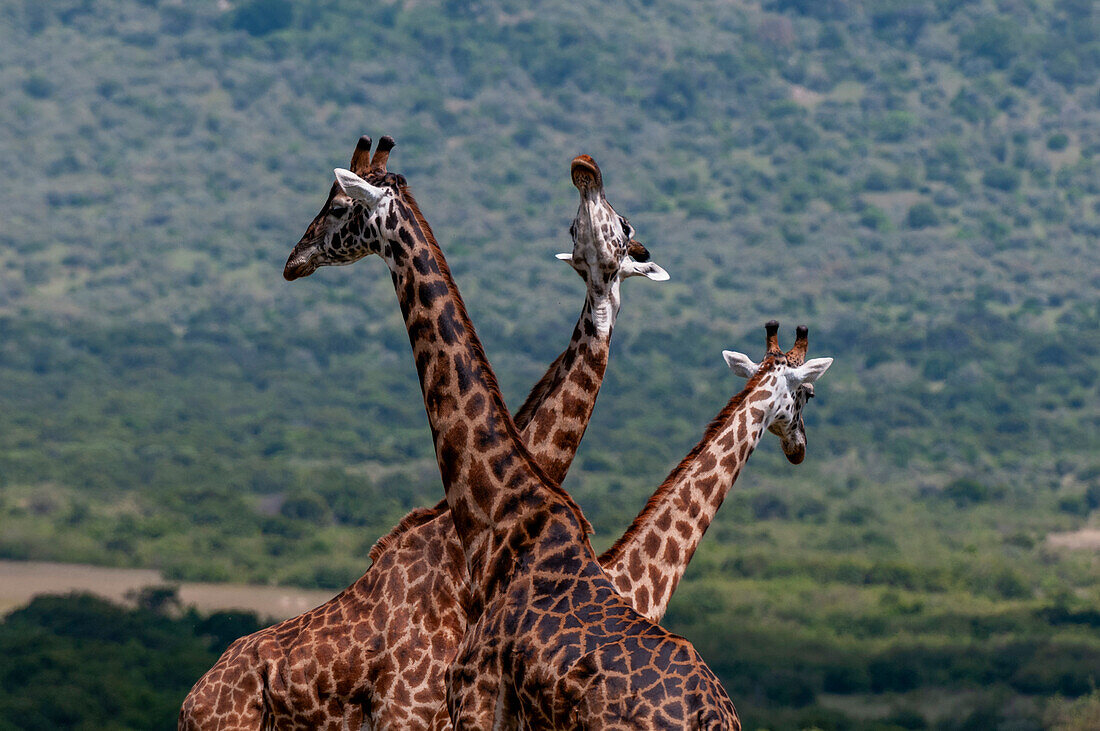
[0, 0, 1098, 728]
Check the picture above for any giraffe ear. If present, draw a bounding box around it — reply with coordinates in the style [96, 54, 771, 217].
[333, 168, 386, 208]
[722, 350, 759, 378]
[621, 259, 670, 281]
[788, 357, 833, 387]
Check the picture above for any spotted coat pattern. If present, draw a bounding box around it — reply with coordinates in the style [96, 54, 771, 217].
[179, 141, 714, 729]
[299, 137, 736, 728]
[281, 143, 740, 727]
[599, 322, 829, 622]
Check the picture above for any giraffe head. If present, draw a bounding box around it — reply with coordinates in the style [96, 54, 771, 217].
[284, 135, 409, 280]
[722, 321, 832, 464]
[555, 155, 668, 332]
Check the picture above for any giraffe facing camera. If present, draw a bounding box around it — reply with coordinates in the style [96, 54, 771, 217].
[722, 321, 833, 464]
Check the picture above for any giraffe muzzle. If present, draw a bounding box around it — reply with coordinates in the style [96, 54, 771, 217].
[784, 445, 806, 465]
[283, 244, 319, 281]
[570, 155, 603, 191]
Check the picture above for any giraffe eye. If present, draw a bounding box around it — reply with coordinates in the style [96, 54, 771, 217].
[803, 384, 815, 398]
[330, 203, 348, 216]
[620, 218, 634, 238]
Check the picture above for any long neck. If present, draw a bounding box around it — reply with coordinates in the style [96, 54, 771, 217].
[383, 191, 591, 608]
[512, 296, 612, 487]
[598, 371, 775, 622]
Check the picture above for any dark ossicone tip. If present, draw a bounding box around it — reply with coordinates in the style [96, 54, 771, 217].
[627, 240, 651, 262]
[370, 135, 396, 172]
[796, 325, 808, 339]
[764, 320, 781, 356]
[356, 135, 372, 151]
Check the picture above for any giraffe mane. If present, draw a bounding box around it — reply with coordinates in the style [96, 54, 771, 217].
[394, 182, 595, 536]
[598, 359, 777, 565]
[512, 349, 569, 432]
[368, 499, 449, 564]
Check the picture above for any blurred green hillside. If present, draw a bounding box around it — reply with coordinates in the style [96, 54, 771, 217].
[1, 0, 1098, 728]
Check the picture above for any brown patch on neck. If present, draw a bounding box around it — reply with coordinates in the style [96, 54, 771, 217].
[395, 183, 595, 537]
[368, 500, 449, 563]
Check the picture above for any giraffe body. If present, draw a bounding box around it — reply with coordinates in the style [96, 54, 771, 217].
[181, 138, 832, 730]
[278, 138, 737, 727]
[180, 505, 465, 730]
[289, 146, 742, 729]
[180, 142, 669, 729]
[447, 541, 737, 729]
[443, 322, 830, 728]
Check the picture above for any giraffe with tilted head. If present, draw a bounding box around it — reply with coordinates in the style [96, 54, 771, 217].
[600, 320, 833, 622]
[276, 135, 736, 728]
[178, 139, 668, 730]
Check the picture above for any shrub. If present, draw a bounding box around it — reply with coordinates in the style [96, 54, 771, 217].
[959, 18, 1019, 69]
[951, 88, 993, 123]
[982, 165, 1022, 191]
[859, 205, 892, 230]
[869, 656, 921, 692]
[1047, 133, 1070, 151]
[231, 0, 293, 36]
[822, 665, 870, 693]
[22, 73, 54, 99]
[279, 491, 330, 524]
[875, 111, 916, 142]
[941, 478, 1003, 507]
[837, 504, 874, 525]
[863, 168, 894, 191]
[906, 202, 940, 228]
[751, 493, 790, 520]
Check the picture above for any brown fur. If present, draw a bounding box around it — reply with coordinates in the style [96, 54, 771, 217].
[181, 143, 674, 729]
[600, 360, 775, 568]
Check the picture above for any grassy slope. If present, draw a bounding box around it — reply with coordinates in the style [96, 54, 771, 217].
[1, 0, 1099, 727]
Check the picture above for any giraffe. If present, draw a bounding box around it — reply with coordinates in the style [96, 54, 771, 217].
[179, 140, 667, 730]
[278, 135, 738, 728]
[598, 320, 833, 622]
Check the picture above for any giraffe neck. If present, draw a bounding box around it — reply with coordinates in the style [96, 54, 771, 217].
[512, 296, 612, 487]
[599, 368, 779, 621]
[381, 188, 591, 610]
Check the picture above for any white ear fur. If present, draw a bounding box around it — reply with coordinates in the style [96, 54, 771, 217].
[788, 357, 834, 387]
[622, 259, 670, 281]
[723, 350, 759, 379]
[333, 168, 386, 208]
[637, 261, 670, 281]
[555, 252, 573, 261]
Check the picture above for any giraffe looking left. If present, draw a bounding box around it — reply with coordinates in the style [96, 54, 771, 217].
[178, 137, 667, 729]
[263, 136, 740, 727]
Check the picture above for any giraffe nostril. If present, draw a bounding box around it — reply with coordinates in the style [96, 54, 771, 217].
[283, 248, 318, 281]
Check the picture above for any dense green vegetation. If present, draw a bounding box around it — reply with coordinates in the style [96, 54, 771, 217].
[2, 590, 1098, 730]
[1, 0, 1098, 727]
[0, 591, 260, 730]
